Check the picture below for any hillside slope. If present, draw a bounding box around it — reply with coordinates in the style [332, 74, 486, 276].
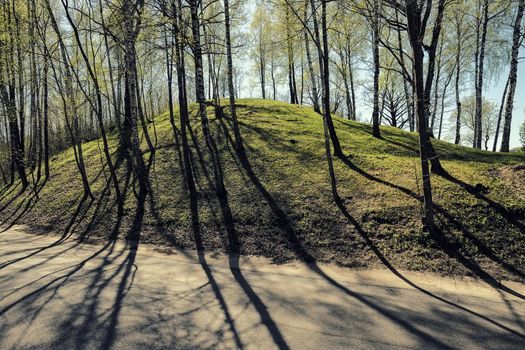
[1, 99, 524, 280]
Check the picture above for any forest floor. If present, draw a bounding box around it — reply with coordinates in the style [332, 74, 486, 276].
[1, 226, 525, 349]
[0, 99, 524, 282]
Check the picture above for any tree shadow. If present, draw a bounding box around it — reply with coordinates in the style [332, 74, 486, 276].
[333, 198, 525, 339]
[188, 185, 244, 349]
[230, 146, 453, 346]
[1, 151, 151, 349]
[0, 236, 120, 318]
[79, 152, 132, 242]
[0, 182, 22, 206]
[0, 148, 135, 272]
[0, 193, 92, 271]
[0, 147, 117, 237]
[0, 186, 33, 216]
[100, 190, 144, 350]
[439, 172, 525, 232]
[0, 191, 42, 232]
[338, 156, 525, 300]
[378, 131, 523, 163]
[232, 124, 525, 340]
[210, 107, 452, 346]
[211, 102, 525, 336]
[188, 107, 288, 349]
[0, 152, 136, 275]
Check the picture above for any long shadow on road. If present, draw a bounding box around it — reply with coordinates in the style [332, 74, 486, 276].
[212, 112, 446, 347]
[220, 110, 525, 346]
[234, 148, 451, 348]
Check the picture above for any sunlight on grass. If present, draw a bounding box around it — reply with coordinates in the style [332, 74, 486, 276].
[1, 98, 524, 279]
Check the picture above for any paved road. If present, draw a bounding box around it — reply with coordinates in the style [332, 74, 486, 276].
[1, 226, 525, 349]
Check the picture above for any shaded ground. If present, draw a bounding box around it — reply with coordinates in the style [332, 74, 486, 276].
[0, 99, 524, 281]
[1, 227, 525, 350]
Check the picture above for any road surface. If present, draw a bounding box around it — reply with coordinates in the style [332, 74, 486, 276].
[1, 225, 525, 349]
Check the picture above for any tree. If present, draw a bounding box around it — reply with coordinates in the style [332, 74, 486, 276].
[160, 0, 196, 194]
[310, 0, 345, 157]
[452, 5, 465, 145]
[224, 0, 244, 152]
[473, 0, 490, 149]
[355, 0, 382, 135]
[452, 96, 498, 150]
[0, 1, 29, 188]
[520, 121, 525, 151]
[371, 0, 381, 138]
[123, 0, 149, 195]
[250, 6, 271, 99]
[61, 0, 123, 212]
[401, 0, 447, 232]
[304, 0, 320, 113]
[189, 0, 230, 205]
[493, 75, 510, 151]
[282, 3, 299, 104]
[44, 0, 92, 198]
[282, 0, 344, 200]
[500, 0, 524, 152]
[472, 0, 510, 149]
[380, 78, 409, 129]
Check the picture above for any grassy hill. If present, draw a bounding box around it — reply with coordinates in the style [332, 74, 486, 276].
[1, 99, 524, 280]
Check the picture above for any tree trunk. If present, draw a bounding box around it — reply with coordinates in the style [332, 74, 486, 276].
[190, 0, 229, 201]
[0, 86, 28, 189]
[412, 27, 434, 232]
[123, 0, 148, 195]
[270, 53, 276, 100]
[311, 0, 344, 157]
[438, 70, 453, 140]
[304, 0, 320, 113]
[493, 75, 510, 151]
[371, 0, 381, 138]
[99, 0, 124, 146]
[172, 0, 196, 194]
[349, 58, 357, 121]
[43, 52, 50, 180]
[14, 8, 25, 160]
[189, 0, 238, 248]
[0, 4, 28, 188]
[320, 0, 340, 203]
[404, 0, 448, 232]
[421, 0, 446, 175]
[224, 0, 244, 152]
[500, 0, 524, 152]
[474, 0, 489, 149]
[396, 8, 413, 131]
[164, 28, 177, 140]
[28, 0, 39, 173]
[454, 14, 462, 145]
[430, 37, 443, 134]
[259, 47, 266, 99]
[135, 78, 155, 153]
[286, 7, 298, 104]
[342, 67, 353, 119]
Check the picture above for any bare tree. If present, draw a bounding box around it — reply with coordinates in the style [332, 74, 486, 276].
[500, 0, 524, 152]
[397, 0, 448, 232]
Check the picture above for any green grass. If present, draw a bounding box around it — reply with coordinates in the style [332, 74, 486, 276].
[2, 98, 524, 280]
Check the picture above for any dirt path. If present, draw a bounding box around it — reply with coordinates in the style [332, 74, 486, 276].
[1, 225, 525, 349]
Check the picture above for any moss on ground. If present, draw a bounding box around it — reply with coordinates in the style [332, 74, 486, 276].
[1, 98, 524, 280]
